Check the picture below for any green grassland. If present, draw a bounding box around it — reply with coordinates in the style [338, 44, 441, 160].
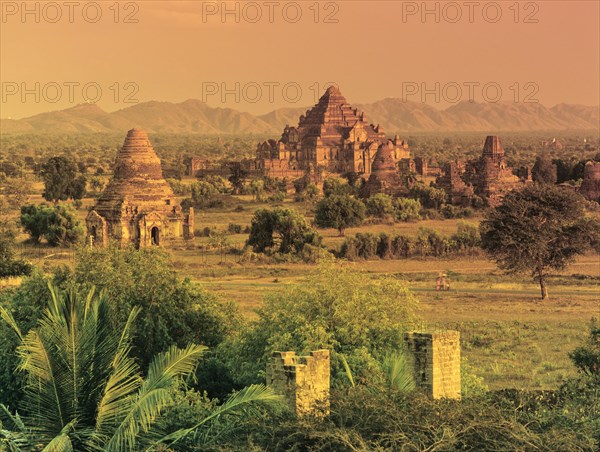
[5, 184, 600, 392]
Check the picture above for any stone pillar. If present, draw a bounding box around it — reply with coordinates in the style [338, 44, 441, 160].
[266, 350, 330, 416]
[184, 207, 195, 240]
[404, 331, 461, 400]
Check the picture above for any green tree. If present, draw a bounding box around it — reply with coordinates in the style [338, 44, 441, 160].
[73, 245, 240, 368]
[19, 203, 83, 246]
[409, 183, 447, 210]
[0, 285, 280, 450]
[233, 263, 419, 386]
[189, 181, 218, 209]
[569, 318, 600, 377]
[247, 208, 321, 254]
[480, 184, 600, 299]
[315, 195, 366, 236]
[532, 153, 558, 185]
[393, 198, 421, 222]
[322, 177, 353, 197]
[41, 156, 86, 203]
[365, 193, 395, 219]
[228, 165, 248, 195]
[249, 179, 266, 202]
[0, 218, 31, 278]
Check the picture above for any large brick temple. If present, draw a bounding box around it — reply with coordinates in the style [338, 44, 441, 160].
[86, 128, 194, 248]
[256, 86, 411, 178]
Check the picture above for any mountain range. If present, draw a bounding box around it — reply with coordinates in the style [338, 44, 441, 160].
[1, 98, 598, 135]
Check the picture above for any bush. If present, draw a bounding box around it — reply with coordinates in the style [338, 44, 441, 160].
[20, 203, 83, 246]
[442, 204, 474, 219]
[73, 245, 241, 369]
[229, 263, 419, 387]
[227, 223, 243, 234]
[365, 193, 395, 219]
[394, 197, 421, 222]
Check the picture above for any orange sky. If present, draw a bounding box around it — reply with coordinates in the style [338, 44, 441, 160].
[1, 0, 599, 119]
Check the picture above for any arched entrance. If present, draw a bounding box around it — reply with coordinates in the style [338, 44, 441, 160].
[90, 226, 97, 244]
[151, 226, 160, 246]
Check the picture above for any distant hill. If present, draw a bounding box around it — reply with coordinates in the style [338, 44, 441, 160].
[1, 98, 598, 135]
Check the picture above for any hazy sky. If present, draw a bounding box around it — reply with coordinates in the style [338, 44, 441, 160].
[1, 0, 599, 119]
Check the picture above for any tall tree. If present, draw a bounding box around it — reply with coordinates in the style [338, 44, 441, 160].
[315, 194, 366, 236]
[532, 153, 558, 185]
[247, 208, 321, 254]
[480, 184, 600, 299]
[41, 156, 86, 203]
[228, 165, 248, 195]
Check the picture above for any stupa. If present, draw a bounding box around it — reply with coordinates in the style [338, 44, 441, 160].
[360, 141, 407, 197]
[86, 128, 194, 247]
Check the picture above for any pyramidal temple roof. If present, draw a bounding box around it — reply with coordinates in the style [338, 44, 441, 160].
[482, 135, 504, 157]
[94, 128, 178, 211]
[296, 86, 384, 145]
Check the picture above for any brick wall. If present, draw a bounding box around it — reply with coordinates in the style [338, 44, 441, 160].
[266, 350, 330, 416]
[404, 331, 461, 400]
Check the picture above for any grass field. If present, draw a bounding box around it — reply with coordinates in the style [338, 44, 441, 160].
[8, 189, 600, 391]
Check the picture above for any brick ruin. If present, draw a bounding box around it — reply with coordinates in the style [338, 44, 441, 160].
[437, 136, 529, 206]
[268, 334, 461, 416]
[86, 128, 194, 248]
[404, 331, 462, 400]
[267, 350, 331, 416]
[256, 86, 411, 178]
[579, 161, 600, 202]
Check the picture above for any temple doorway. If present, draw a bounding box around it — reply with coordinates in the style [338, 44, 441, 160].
[151, 227, 160, 246]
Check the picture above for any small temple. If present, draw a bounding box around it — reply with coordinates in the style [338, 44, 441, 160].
[437, 135, 528, 206]
[86, 128, 194, 248]
[360, 141, 408, 198]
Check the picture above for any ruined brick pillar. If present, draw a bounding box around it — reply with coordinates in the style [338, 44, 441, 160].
[266, 349, 330, 416]
[404, 331, 461, 400]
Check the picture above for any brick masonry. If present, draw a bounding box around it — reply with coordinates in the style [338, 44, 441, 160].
[266, 350, 330, 416]
[404, 331, 461, 400]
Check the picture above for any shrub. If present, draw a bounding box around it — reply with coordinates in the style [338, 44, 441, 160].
[394, 197, 421, 221]
[227, 223, 243, 234]
[365, 193, 395, 219]
[20, 203, 83, 246]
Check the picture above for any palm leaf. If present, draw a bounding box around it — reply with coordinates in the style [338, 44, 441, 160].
[0, 305, 23, 341]
[382, 349, 415, 392]
[41, 420, 76, 452]
[94, 306, 142, 436]
[159, 384, 283, 447]
[104, 344, 206, 451]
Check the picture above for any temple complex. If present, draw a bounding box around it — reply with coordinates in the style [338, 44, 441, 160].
[86, 128, 194, 248]
[437, 136, 526, 206]
[579, 161, 600, 202]
[256, 86, 411, 178]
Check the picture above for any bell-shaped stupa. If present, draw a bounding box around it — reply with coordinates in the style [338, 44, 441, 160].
[86, 129, 194, 247]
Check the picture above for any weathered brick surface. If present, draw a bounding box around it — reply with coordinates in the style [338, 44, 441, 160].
[267, 350, 330, 416]
[404, 331, 461, 400]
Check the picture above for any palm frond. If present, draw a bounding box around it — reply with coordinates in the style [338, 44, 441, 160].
[40, 419, 76, 452]
[160, 384, 283, 447]
[0, 305, 23, 341]
[1, 405, 31, 451]
[339, 354, 356, 388]
[104, 344, 206, 451]
[382, 349, 415, 392]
